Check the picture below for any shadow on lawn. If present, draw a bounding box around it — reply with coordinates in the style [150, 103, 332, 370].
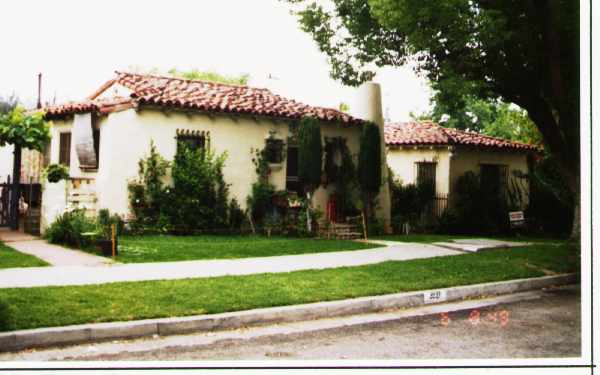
[0, 301, 13, 331]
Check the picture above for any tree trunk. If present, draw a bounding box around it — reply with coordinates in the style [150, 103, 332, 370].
[306, 191, 312, 233]
[567, 174, 580, 247]
[10, 144, 22, 230]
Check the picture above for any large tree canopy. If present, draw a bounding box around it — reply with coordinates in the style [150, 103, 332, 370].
[413, 96, 543, 146]
[288, 0, 579, 239]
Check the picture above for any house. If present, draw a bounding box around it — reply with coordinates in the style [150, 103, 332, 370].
[3, 72, 392, 232]
[385, 121, 538, 214]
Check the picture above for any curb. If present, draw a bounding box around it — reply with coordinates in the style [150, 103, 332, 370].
[0, 273, 578, 352]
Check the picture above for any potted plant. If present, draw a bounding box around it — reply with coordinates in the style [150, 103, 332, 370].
[44, 164, 69, 183]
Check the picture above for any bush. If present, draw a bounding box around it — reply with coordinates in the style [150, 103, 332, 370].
[450, 171, 510, 235]
[228, 198, 245, 231]
[247, 182, 275, 225]
[44, 209, 98, 249]
[128, 141, 231, 234]
[127, 141, 170, 234]
[389, 174, 436, 233]
[97, 209, 124, 238]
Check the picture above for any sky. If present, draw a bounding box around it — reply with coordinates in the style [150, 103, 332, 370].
[0, 0, 432, 122]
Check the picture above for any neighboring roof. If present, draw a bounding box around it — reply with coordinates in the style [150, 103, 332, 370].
[45, 72, 363, 125]
[385, 121, 538, 151]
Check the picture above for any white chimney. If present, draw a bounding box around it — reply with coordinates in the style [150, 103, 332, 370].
[353, 82, 392, 234]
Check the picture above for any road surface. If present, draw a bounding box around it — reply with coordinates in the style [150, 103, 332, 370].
[6, 285, 578, 361]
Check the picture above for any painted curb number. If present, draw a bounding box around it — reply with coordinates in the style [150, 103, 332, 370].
[424, 290, 447, 304]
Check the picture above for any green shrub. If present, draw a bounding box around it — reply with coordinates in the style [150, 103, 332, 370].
[97, 209, 124, 238]
[168, 142, 230, 234]
[228, 198, 245, 231]
[247, 181, 275, 224]
[450, 171, 510, 235]
[358, 122, 382, 220]
[389, 173, 436, 233]
[44, 209, 98, 248]
[127, 141, 170, 233]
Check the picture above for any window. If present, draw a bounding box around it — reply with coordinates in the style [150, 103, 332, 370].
[416, 162, 436, 194]
[59, 132, 71, 166]
[285, 144, 300, 193]
[265, 138, 284, 164]
[176, 130, 207, 152]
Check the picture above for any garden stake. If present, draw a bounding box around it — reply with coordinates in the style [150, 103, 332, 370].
[111, 223, 116, 258]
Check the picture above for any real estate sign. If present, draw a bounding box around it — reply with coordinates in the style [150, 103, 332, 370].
[509, 211, 525, 228]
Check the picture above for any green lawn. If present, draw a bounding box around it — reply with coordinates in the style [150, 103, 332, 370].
[0, 241, 578, 332]
[0, 242, 48, 269]
[116, 235, 383, 263]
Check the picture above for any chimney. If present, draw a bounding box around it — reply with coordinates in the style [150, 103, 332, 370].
[36, 73, 42, 109]
[353, 82, 392, 234]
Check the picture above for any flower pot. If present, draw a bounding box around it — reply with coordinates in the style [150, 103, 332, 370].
[96, 238, 118, 256]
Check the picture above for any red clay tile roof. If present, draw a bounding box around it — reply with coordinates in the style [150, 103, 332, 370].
[45, 72, 363, 125]
[44, 97, 133, 117]
[385, 121, 538, 151]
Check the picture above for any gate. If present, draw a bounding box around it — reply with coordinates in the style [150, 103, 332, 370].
[0, 175, 15, 228]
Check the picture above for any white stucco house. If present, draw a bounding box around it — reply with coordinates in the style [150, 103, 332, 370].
[385, 121, 539, 213]
[1, 72, 392, 232]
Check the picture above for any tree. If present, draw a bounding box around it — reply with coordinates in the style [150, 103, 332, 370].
[288, 0, 580, 241]
[167, 68, 249, 85]
[357, 122, 382, 223]
[0, 106, 51, 229]
[416, 96, 543, 146]
[297, 116, 323, 232]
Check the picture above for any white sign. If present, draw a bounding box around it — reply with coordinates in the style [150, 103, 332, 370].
[424, 290, 447, 304]
[509, 211, 525, 221]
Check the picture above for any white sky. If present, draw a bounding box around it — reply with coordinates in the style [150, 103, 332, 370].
[0, 0, 432, 121]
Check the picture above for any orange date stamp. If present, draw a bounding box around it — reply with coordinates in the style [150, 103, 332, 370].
[440, 309, 510, 327]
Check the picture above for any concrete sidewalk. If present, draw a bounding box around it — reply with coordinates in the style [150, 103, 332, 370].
[0, 242, 462, 288]
[0, 229, 113, 267]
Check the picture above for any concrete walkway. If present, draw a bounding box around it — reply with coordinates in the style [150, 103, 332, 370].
[0, 229, 113, 267]
[0, 242, 462, 288]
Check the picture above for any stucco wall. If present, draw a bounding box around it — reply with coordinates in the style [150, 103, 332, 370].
[386, 146, 452, 195]
[46, 108, 365, 223]
[0, 145, 13, 182]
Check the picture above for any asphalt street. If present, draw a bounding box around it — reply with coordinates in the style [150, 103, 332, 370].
[26, 285, 580, 361]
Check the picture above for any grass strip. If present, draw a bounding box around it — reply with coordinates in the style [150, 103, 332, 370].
[116, 235, 383, 263]
[0, 242, 48, 269]
[0, 242, 578, 332]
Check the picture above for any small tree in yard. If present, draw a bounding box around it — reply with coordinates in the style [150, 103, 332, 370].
[297, 116, 323, 233]
[358, 123, 382, 228]
[0, 106, 51, 229]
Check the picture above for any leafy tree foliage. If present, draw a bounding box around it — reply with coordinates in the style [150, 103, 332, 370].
[167, 68, 249, 85]
[288, 0, 580, 239]
[0, 107, 50, 152]
[414, 96, 543, 146]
